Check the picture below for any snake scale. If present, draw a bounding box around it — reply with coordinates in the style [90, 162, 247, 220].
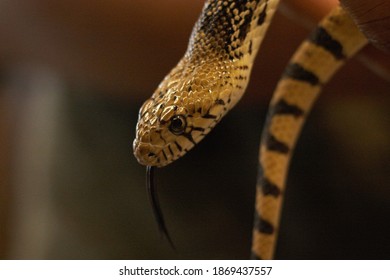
[133, 0, 368, 259]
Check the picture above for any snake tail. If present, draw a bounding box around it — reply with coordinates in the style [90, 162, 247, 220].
[251, 6, 368, 260]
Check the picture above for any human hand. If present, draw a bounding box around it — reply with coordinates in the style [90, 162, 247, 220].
[341, 0, 390, 53]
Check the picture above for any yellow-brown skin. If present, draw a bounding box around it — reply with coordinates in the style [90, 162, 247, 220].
[133, 0, 279, 167]
[252, 7, 367, 259]
[133, 0, 368, 260]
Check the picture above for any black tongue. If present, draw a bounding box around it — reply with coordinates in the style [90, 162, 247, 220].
[146, 166, 176, 250]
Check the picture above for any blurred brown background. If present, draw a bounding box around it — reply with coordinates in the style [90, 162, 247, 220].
[0, 0, 389, 259]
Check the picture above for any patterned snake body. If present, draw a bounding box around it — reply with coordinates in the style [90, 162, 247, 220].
[133, 0, 278, 167]
[252, 6, 367, 259]
[133, 0, 368, 259]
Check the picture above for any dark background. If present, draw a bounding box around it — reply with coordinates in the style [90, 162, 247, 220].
[0, 0, 389, 259]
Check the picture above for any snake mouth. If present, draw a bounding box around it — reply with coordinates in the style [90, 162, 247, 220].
[133, 140, 160, 166]
[133, 139, 176, 167]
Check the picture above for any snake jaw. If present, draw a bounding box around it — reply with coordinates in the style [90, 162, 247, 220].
[133, 140, 161, 166]
[133, 138, 179, 167]
[134, 101, 227, 167]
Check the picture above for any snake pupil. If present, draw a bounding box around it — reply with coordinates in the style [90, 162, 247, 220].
[169, 116, 186, 135]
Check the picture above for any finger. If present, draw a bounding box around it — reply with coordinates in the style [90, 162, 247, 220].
[340, 0, 390, 53]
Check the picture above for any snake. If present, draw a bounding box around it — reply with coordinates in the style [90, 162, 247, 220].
[133, 0, 368, 259]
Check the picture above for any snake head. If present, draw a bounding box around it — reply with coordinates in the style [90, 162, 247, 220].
[133, 53, 238, 167]
[133, 85, 230, 167]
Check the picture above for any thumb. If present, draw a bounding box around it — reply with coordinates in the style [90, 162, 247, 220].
[340, 0, 390, 53]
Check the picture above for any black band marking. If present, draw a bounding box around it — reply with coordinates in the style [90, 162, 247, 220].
[191, 126, 205, 132]
[257, 165, 282, 197]
[248, 40, 253, 55]
[202, 113, 218, 119]
[167, 145, 174, 156]
[271, 99, 304, 118]
[283, 63, 320, 86]
[161, 149, 168, 161]
[250, 251, 262, 260]
[257, 0, 268, 26]
[174, 141, 182, 152]
[258, 177, 281, 197]
[309, 27, 346, 60]
[254, 212, 274, 234]
[182, 132, 197, 145]
[264, 134, 290, 154]
[215, 99, 225, 106]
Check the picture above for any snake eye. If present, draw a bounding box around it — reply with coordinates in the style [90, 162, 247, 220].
[169, 115, 186, 135]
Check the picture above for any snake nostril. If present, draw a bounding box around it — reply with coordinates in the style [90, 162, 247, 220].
[147, 152, 156, 158]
